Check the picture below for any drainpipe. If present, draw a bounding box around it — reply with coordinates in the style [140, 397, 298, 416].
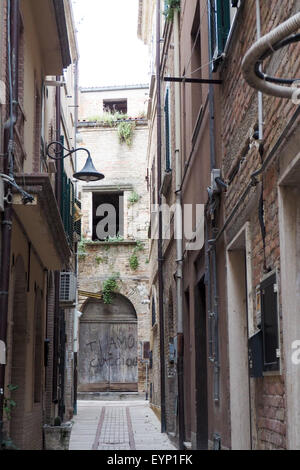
[0, 0, 19, 443]
[256, 0, 263, 142]
[156, 0, 166, 434]
[173, 9, 185, 451]
[73, 59, 79, 416]
[207, 0, 220, 404]
[52, 77, 62, 410]
[242, 12, 300, 98]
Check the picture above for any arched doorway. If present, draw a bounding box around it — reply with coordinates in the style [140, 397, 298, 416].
[78, 294, 138, 392]
[10, 256, 28, 449]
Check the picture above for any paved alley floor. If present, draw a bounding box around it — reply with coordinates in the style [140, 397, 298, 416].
[69, 400, 177, 451]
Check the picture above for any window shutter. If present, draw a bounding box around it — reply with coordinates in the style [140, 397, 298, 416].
[164, 88, 171, 172]
[152, 297, 156, 326]
[216, 0, 231, 55]
[60, 136, 74, 247]
[210, 0, 231, 64]
[260, 273, 280, 372]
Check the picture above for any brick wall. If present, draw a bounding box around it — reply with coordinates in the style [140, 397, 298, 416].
[79, 86, 149, 121]
[77, 115, 150, 393]
[221, 0, 300, 450]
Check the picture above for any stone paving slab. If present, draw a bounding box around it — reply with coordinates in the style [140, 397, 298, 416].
[69, 400, 177, 451]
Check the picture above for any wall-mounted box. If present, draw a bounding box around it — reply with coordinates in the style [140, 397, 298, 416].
[248, 330, 263, 378]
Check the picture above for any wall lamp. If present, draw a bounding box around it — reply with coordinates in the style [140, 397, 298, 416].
[46, 141, 105, 182]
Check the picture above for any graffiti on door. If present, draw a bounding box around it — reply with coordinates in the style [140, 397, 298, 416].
[79, 322, 138, 386]
[86, 333, 138, 370]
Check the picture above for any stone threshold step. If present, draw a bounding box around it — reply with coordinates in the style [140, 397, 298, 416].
[77, 392, 146, 401]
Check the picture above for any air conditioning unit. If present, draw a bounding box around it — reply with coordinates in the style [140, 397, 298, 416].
[0, 177, 4, 212]
[60, 272, 77, 304]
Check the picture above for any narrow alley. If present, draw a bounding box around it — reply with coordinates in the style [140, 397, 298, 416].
[1, 0, 300, 455]
[69, 399, 176, 451]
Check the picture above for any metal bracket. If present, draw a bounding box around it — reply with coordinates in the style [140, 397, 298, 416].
[164, 77, 222, 84]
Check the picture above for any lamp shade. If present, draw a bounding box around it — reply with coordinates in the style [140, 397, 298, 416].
[73, 155, 105, 182]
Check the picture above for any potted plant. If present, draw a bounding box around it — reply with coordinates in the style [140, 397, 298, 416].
[43, 416, 73, 450]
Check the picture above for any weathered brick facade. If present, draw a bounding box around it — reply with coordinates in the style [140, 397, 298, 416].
[77, 89, 151, 394]
[140, 0, 300, 451]
[0, 0, 78, 450]
[221, 0, 300, 450]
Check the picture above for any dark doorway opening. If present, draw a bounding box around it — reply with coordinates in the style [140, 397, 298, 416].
[103, 99, 128, 114]
[194, 278, 208, 449]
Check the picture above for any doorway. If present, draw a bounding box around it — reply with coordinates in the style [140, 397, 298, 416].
[194, 278, 208, 449]
[226, 224, 253, 449]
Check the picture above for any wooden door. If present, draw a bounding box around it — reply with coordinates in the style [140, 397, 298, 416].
[78, 296, 138, 392]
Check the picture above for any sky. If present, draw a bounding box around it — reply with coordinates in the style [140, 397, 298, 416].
[71, 0, 150, 88]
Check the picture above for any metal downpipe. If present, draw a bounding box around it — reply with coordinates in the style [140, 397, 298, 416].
[156, 0, 166, 434]
[173, 9, 185, 450]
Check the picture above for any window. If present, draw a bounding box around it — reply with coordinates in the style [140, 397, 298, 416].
[164, 87, 171, 172]
[209, 0, 239, 66]
[260, 273, 280, 372]
[92, 192, 124, 241]
[103, 99, 127, 114]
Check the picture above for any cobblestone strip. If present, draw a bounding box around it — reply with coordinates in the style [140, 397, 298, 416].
[97, 407, 131, 450]
[92, 407, 106, 450]
[126, 407, 136, 450]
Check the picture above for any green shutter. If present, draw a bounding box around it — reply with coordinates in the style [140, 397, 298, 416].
[210, 0, 231, 62]
[164, 88, 171, 172]
[216, 0, 231, 54]
[60, 135, 74, 247]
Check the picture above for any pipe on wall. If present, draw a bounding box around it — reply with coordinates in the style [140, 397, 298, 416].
[255, 0, 264, 141]
[0, 0, 19, 443]
[207, 0, 220, 405]
[156, 0, 166, 434]
[242, 12, 300, 98]
[173, 9, 185, 451]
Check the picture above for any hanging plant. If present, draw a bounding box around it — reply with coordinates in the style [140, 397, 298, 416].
[129, 254, 139, 271]
[102, 273, 120, 304]
[128, 240, 145, 271]
[163, 0, 181, 22]
[117, 121, 136, 146]
[128, 191, 140, 207]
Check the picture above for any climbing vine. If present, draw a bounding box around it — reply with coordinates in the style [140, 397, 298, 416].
[163, 0, 181, 21]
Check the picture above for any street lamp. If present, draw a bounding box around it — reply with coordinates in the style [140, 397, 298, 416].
[46, 141, 105, 182]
